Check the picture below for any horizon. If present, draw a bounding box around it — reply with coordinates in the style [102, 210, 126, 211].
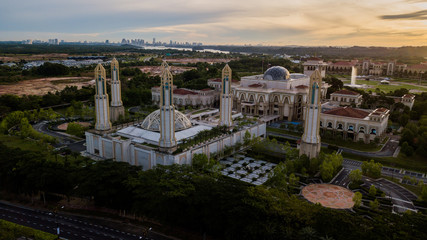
[1, 0, 427, 47]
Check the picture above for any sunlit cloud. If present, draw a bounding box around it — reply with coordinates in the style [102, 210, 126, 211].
[0, 0, 426, 46]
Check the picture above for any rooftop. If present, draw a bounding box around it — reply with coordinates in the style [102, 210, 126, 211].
[323, 107, 370, 119]
[331, 89, 360, 96]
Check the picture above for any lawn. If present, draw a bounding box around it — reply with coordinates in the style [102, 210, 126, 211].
[0, 133, 44, 152]
[342, 151, 427, 173]
[0, 219, 57, 240]
[341, 79, 427, 93]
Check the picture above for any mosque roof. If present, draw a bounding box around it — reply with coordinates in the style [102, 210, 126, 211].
[323, 107, 370, 119]
[141, 109, 192, 132]
[263, 66, 290, 81]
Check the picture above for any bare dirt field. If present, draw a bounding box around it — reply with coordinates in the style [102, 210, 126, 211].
[57, 122, 91, 130]
[0, 53, 70, 62]
[137, 66, 197, 76]
[0, 77, 94, 96]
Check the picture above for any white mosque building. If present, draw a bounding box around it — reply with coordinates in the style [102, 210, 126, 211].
[85, 62, 266, 169]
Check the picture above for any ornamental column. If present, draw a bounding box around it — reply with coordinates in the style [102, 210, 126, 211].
[299, 69, 322, 158]
[159, 61, 177, 151]
[219, 64, 233, 127]
[94, 64, 111, 131]
[110, 58, 125, 122]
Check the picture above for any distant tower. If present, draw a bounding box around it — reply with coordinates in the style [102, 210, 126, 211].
[110, 58, 125, 122]
[219, 64, 233, 127]
[159, 61, 177, 151]
[300, 69, 322, 158]
[94, 64, 112, 131]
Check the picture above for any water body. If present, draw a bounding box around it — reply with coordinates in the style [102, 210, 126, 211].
[141, 46, 230, 54]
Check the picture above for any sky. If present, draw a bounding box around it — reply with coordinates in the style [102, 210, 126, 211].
[0, 0, 426, 47]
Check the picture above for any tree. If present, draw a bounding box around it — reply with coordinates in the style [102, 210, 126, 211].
[244, 130, 252, 145]
[192, 153, 209, 170]
[369, 185, 377, 197]
[320, 161, 334, 182]
[66, 122, 85, 137]
[349, 169, 362, 183]
[370, 199, 379, 210]
[361, 160, 382, 179]
[353, 192, 362, 208]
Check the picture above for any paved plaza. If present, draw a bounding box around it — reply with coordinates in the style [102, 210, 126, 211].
[302, 184, 355, 209]
[220, 154, 277, 185]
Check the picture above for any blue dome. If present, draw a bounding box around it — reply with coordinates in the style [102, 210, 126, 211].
[263, 66, 290, 80]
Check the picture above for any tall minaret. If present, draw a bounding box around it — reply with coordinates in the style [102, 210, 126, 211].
[159, 61, 177, 151]
[94, 64, 112, 131]
[110, 58, 125, 122]
[219, 64, 233, 126]
[299, 69, 322, 158]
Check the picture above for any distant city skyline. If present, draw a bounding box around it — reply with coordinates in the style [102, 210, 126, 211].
[1, 0, 426, 47]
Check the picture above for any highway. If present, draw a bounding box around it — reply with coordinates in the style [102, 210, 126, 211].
[0, 201, 172, 240]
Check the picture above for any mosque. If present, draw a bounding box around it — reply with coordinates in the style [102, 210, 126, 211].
[85, 61, 266, 169]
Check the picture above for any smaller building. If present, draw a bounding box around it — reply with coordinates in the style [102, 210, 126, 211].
[151, 86, 218, 108]
[401, 94, 416, 110]
[320, 107, 389, 143]
[303, 58, 328, 77]
[208, 78, 240, 91]
[330, 89, 363, 108]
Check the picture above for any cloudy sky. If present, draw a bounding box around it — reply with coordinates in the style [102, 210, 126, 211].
[0, 0, 426, 46]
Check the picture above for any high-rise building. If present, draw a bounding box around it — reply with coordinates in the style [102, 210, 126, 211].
[299, 69, 322, 158]
[219, 64, 233, 127]
[153, 38, 156, 45]
[110, 58, 125, 122]
[94, 64, 112, 131]
[159, 61, 177, 151]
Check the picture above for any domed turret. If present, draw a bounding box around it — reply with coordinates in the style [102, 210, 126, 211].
[263, 66, 290, 80]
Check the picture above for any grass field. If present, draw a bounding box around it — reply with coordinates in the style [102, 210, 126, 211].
[0, 133, 44, 152]
[0, 219, 57, 240]
[342, 151, 427, 173]
[340, 78, 427, 93]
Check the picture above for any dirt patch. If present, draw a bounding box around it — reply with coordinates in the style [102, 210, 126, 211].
[302, 183, 355, 209]
[0, 77, 94, 96]
[57, 122, 91, 130]
[0, 53, 70, 62]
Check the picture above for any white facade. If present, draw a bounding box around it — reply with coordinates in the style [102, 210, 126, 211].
[220, 64, 233, 126]
[85, 123, 266, 170]
[303, 58, 328, 77]
[94, 64, 111, 131]
[231, 67, 328, 121]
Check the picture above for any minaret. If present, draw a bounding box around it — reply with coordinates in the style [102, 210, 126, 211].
[110, 58, 125, 122]
[219, 64, 233, 126]
[159, 61, 177, 151]
[299, 69, 322, 158]
[94, 64, 112, 131]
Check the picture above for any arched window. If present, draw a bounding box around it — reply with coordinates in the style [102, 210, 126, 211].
[370, 129, 377, 135]
[337, 123, 343, 130]
[249, 95, 255, 103]
[359, 126, 365, 133]
[320, 121, 323, 127]
[348, 125, 354, 131]
[327, 122, 333, 128]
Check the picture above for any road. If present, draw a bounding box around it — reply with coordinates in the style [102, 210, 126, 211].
[33, 121, 86, 152]
[266, 131, 398, 158]
[0, 201, 172, 240]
